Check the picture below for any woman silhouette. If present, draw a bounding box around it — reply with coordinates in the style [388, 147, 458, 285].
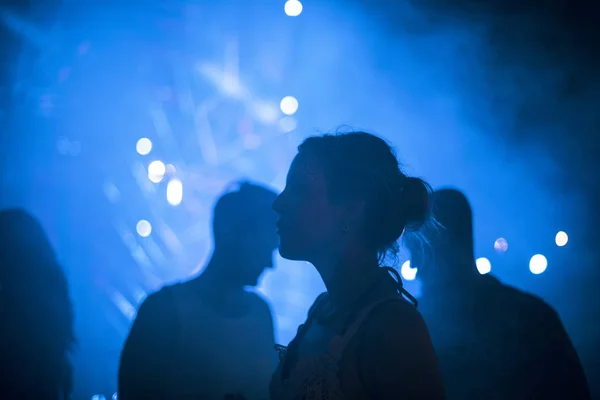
[269, 132, 444, 399]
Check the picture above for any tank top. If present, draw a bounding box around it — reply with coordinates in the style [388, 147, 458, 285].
[165, 283, 276, 400]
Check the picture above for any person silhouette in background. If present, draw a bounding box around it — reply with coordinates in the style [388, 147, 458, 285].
[269, 132, 444, 399]
[408, 188, 590, 399]
[119, 182, 279, 400]
[0, 209, 75, 399]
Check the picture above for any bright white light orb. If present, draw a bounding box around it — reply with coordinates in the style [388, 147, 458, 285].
[494, 237, 508, 253]
[284, 0, 303, 17]
[91, 396, 106, 400]
[476, 257, 492, 275]
[529, 254, 548, 275]
[136, 220, 152, 237]
[148, 160, 166, 183]
[166, 179, 183, 206]
[280, 96, 299, 115]
[400, 260, 418, 281]
[136, 138, 152, 155]
[555, 231, 568, 247]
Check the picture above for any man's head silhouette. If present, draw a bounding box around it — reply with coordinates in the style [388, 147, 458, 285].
[408, 188, 477, 287]
[210, 181, 279, 288]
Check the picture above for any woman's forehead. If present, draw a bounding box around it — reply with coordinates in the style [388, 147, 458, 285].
[289, 153, 325, 182]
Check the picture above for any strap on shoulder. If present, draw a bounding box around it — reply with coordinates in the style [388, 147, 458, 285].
[329, 296, 402, 361]
[382, 266, 418, 307]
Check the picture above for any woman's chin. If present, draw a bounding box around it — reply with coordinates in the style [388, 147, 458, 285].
[277, 244, 305, 261]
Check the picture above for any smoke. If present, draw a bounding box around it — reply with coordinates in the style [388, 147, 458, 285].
[411, 0, 600, 192]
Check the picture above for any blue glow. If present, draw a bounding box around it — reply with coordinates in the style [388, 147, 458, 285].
[401, 260, 418, 281]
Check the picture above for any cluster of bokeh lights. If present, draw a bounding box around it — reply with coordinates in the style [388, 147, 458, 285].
[401, 230, 569, 281]
[132, 52, 301, 244]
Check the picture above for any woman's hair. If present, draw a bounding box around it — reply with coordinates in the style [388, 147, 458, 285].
[298, 131, 432, 261]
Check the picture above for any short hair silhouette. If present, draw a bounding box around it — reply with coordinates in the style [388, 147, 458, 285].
[430, 188, 474, 253]
[212, 181, 278, 244]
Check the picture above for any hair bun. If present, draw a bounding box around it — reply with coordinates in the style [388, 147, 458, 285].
[401, 177, 431, 231]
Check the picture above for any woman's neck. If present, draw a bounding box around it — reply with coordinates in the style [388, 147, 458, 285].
[313, 249, 380, 309]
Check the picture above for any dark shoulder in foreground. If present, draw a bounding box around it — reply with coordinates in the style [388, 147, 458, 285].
[366, 296, 427, 333]
[359, 297, 445, 399]
[496, 280, 591, 398]
[495, 279, 563, 329]
[138, 283, 181, 315]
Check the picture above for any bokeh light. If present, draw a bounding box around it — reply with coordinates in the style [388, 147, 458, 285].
[279, 116, 297, 133]
[148, 160, 166, 183]
[136, 138, 152, 155]
[136, 220, 152, 237]
[494, 237, 508, 253]
[476, 257, 492, 274]
[529, 254, 548, 275]
[555, 231, 568, 247]
[166, 179, 183, 206]
[400, 260, 417, 281]
[280, 96, 299, 115]
[284, 0, 303, 17]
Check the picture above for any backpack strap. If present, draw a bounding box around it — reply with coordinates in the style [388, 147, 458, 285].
[277, 292, 329, 378]
[329, 296, 402, 362]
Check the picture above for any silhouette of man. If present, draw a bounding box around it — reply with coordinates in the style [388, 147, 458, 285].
[0, 209, 75, 399]
[119, 182, 279, 400]
[408, 188, 590, 399]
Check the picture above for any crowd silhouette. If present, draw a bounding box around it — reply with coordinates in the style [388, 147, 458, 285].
[0, 134, 592, 400]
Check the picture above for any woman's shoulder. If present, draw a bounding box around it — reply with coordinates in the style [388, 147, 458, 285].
[360, 297, 429, 346]
[355, 298, 445, 398]
[307, 292, 329, 317]
[371, 296, 421, 320]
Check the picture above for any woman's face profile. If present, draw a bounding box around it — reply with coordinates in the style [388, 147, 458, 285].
[272, 153, 344, 262]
